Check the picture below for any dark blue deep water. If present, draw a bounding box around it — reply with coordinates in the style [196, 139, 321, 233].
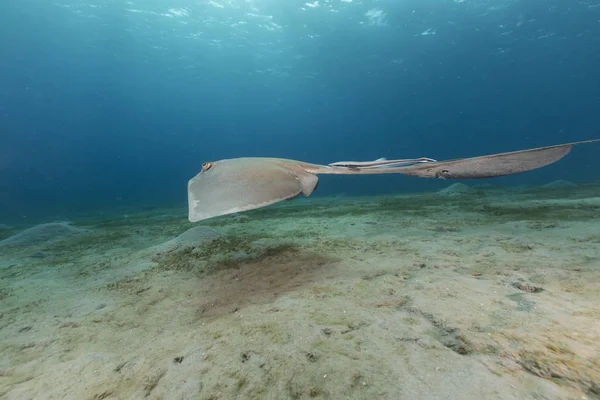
[1, 0, 599, 222]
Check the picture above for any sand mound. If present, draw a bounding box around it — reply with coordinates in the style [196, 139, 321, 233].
[149, 226, 223, 254]
[0, 223, 11, 230]
[437, 182, 471, 195]
[0, 222, 85, 247]
[542, 179, 578, 189]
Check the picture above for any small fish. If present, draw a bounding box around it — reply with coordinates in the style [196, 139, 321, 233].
[328, 157, 437, 169]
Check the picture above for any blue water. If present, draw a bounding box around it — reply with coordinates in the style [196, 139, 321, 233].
[1, 0, 599, 222]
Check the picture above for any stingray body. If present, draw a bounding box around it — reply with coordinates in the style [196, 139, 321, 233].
[188, 139, 599, 222]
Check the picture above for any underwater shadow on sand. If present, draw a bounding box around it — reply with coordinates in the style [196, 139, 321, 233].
[193, 246, 338, 318]
[147, 233, 340, 319]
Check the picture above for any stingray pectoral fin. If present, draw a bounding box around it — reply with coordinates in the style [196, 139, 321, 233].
[398, 141, 577, 179]
[298, 171, 319, 196]
[187, 158, 313, 222]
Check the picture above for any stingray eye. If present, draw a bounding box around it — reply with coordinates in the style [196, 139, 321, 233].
[201, 162, 213, 172]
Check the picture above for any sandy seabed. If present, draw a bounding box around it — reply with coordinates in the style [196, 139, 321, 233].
[1, 182, 599, 400]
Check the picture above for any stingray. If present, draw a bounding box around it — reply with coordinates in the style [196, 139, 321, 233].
[187, 139, 599, 222]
